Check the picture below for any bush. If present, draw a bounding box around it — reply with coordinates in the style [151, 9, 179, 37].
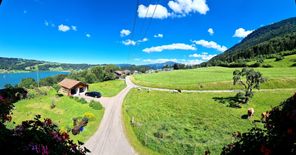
[262, 64, 273, 68]
[70, 96, 87, 104]
[248, 62, 261, 67]
[235, 92, 246, 103]
[291, 63, 296, 67]
[18, 78, 37, 89]
[275, 55, 284, 61]
[79, 98, 87, 104]
[84, 112, 96, 121]
[89, 100, 103, 110]
[50, 99, 56, 109]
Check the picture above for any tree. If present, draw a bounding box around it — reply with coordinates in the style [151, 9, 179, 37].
[52, 84, 60, 93]
[18, 78, 37, 89]
[233, 68, 266, 103]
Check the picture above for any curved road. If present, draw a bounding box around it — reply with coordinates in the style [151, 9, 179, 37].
[84, 76, 295, 155]
[84, 77, 137, 155]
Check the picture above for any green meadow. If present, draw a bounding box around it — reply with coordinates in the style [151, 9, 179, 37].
[89, 80, 126, 97]
[132, 67, 296, 90]
[123, 89, 296, 155]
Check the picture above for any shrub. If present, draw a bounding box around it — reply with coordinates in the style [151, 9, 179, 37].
[235, 92, 246, 103]
[79, 98, 87, 104]
[275, 55, 284, 61]
[50, 99, 56, 109]
[89, 100, 103, 110]
[18, 78, 37, 89]
[262, 64, 273, 68]
[248, 62, 261, 67]
[70, 96, 87, 104]
[291, 63, 296, 67]
[84, 112, 96, 121]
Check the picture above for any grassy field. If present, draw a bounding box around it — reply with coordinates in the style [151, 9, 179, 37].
[7, 89, 104, 143]
[132, 67, 296, 90]
[247, 54, 296, 67]
[123, 89, 296, 155]
[89, 80, 126, 97]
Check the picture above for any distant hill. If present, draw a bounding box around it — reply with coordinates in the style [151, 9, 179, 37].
[0, 57, 97, 71]
[208, 17, 296, 65]
[0, 57, 178, 72]
[143, 61, 177, 69]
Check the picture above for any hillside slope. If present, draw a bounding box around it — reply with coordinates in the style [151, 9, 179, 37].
[208, 17, 296, 64]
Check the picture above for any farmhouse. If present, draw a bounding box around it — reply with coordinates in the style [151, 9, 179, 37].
[58, 79, 88, 96]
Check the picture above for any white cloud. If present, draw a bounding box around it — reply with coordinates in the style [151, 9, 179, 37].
[122, 39, 137, 46]
[86, 33, 91, 38]
[142, 58, 205, 65]
[44, 20, 49, 26]
[193, 40, 227, 52]
[120, 29, 131, 37]
[154, 34, 164, 38]
[138, 0, 209, 19]
[168, 0, 209, 15]
[138, 37, 148, 42]
[181, 59, 204, 65]
[71, 26, 77, 31]
[143, 58, 178, 63]
[138, 4, 170, 19]
[58, 24, 70, 32]
[189, 52, 216, 60]
[233, 28, 253, 38]
[122, 38, 148, 46]
[208, 28, 214, 35]
[143, 43, 196, 53]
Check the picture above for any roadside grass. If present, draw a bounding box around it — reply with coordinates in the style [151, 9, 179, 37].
[89, 80, 126, 97]
[132, 67, 296, 90]
[7, 89, 104, 143]
[247, 54, 296, 67]
[123, 89, 296, 155]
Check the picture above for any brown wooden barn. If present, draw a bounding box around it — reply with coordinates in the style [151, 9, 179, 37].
[58, 79, 88, 96]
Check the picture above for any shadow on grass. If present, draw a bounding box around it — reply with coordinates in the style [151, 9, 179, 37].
[212, 96, 242, 108]
[241, 114, 248, 119]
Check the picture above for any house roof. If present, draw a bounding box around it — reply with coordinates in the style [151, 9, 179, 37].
[114, 71, 124, 75]
[58, 79, 88, 89]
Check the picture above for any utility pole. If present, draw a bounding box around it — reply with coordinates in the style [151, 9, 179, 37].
[36, 65, 40, 88]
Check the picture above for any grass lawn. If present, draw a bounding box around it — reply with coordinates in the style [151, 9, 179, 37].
[123, 89, 296, 155]
[132, 67, 296, 90]
[7, 89, 104, 143]
[89, 80, 126, 97]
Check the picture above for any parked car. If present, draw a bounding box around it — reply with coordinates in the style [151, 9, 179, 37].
[85, 91, 101, 98]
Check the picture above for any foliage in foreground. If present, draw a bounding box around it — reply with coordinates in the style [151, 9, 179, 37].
[222, 93, 296, 155]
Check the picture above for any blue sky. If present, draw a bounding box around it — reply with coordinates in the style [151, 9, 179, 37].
[0, 0, 295, 65]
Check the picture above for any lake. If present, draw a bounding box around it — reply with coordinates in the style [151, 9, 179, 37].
[0, 71, 69, 89]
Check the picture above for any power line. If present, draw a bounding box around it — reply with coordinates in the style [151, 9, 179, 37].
[139, 0, 152, 38]
[142, 0, 160, 39]
[130, 0, 140, 40]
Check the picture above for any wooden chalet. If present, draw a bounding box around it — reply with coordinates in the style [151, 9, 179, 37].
[58, 79, 88, 96]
